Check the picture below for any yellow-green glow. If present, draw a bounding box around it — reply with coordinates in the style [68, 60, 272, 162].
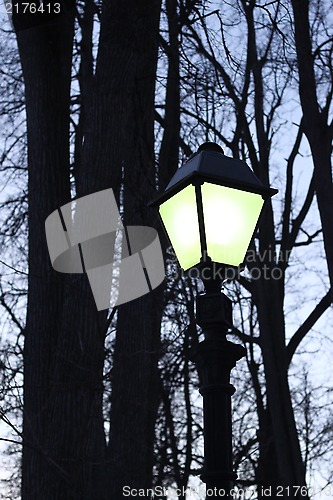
[201, 183, 264, 266]
[159, 185, 201, 270]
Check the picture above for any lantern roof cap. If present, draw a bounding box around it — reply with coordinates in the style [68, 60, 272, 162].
[167, 143, 276, 195]
[149, 142, 277, 207]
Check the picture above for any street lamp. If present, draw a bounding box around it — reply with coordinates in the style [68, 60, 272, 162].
[150, 142, 277, 497]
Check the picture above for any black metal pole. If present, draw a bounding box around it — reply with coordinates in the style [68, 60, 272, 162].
[191, 275, 245, 498]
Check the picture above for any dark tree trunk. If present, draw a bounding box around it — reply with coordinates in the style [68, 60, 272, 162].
[15, 0, 163, 497]
[253, 207, 308, 498]
[93, 0, 163, 497]
[158, 0, 181, 190]
[12, 4, 77, 498]
[256, 410, 280, 498]
[291, 0, 333, 295]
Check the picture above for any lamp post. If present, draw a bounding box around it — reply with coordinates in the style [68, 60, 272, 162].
[150, 142, 277, 498]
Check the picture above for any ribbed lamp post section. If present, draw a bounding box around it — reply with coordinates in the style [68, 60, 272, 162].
[193, 273, 245, 497]
[150, 142, 277, 498]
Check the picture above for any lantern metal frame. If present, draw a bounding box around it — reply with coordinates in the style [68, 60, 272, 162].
[150, 142, 278, 272]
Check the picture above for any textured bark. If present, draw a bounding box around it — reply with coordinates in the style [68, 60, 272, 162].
[255, 276, 307, 497]
[255, 410, 280, 498]
[158, 0, 181, 190]
[13, 4, 76, 498]
[253, 204, 307, 497]
[96, 0, 163, 497]
[241, 3, 308, 493]
[244, 200, 307, 497]
[15, 0, 162, 497]
[291, 0, 333, 296]
[15, 2, 108, 498]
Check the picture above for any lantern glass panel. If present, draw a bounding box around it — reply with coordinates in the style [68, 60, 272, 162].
[201, 183, 264, 266]
[159, 184, 201, 270]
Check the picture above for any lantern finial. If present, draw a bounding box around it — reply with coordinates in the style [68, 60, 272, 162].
[197, 142, 224, 155]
